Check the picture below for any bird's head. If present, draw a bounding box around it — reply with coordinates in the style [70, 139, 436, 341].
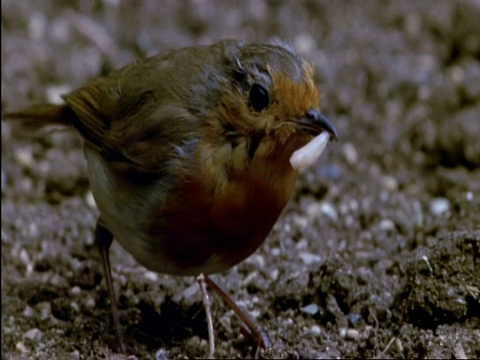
[202, 40, 337, 151]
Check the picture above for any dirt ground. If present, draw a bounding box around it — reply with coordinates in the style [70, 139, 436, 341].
[2, 1, 480, 359]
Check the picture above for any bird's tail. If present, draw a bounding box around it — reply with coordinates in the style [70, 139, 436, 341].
[3, 103, 73, 130]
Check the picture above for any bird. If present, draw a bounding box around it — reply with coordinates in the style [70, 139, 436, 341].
[4, 39, 337, 357]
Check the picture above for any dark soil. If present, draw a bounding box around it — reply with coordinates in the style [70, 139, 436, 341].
[2, 1, 479, 359]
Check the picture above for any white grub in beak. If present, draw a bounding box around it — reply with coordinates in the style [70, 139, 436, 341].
[290, 131, 330, 171]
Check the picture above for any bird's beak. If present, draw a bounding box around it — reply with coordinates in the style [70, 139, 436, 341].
[298, 109, 338, 141]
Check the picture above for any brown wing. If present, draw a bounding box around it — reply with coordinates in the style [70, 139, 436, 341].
[63, 72, 199, 177]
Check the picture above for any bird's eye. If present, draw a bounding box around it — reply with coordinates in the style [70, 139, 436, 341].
[249, 83, 269, 112]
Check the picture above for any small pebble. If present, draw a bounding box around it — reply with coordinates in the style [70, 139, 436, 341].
[37, 302, 51, 320]
[45, 85, 72, 105]
[299, 252, 322, 265]
[305, 202, 322, 219]
[293, 216, 308, 228]
[346, 328, 359, 340]
[155, 348, 169, 360]
[70, 301, 80, 312]
[269, 268, 279, 281]
[85, 297, 96, 309]
[69, 350, 81, 360]
[300, 303, 319, 315]
[453, 342, 467, 360]
[429, 198, 450, 215]
[270, 247, 281, 257]
[70, 286, 81, 296]
[23, 306, 34, 318]
[144, 271, 159, 282]
[23, 328, 43, 342]
[310, 325, 321, 335]
[249, 309, 260, 319]
[466, 192, 473, 202]
[294, 33, 316, 54]
[16, 341, 28, 353]
[28, 223, 39, 238]
[219, 314, 233, 334]
[242, 271, 259, 286]
[450, 65, 465, 84]
[395, 338, 404, 353]
[49, 274, 65, 287]
[347, 312, 362, 325]
[349, 200, 359, 212]
[18, 249, 31, 267]
[245, 254, 265, 268]
[85, 191, 97, 210]
[339, 203, 349, 215]
[283, 223, 293, 234]
[342, 142, 358, 164]
[320, 202, 338, 221]
[420, 254, 433, 273]
[117, 274, 127, 287]
[377, 219, 395, 232]
[28, 12, 47, 40]
[380, 190, 390, 202]
[296, 238, 308, 250]
[83, 232, 94, 247]
[381, 175, 398, 191]
[181, 282, 198, 302]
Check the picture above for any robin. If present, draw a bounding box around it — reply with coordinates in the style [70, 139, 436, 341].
[4, 39, 337, 357]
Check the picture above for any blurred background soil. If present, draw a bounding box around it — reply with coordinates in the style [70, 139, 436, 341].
[2, 1, 480, 359]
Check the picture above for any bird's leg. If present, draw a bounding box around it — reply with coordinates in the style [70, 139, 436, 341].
[203, 275, 270, 350]
[95, 220, 127, 353]
[197, 274, 215, 359]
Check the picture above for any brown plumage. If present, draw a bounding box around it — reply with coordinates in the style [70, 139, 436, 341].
[4, 39, 337, 354]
